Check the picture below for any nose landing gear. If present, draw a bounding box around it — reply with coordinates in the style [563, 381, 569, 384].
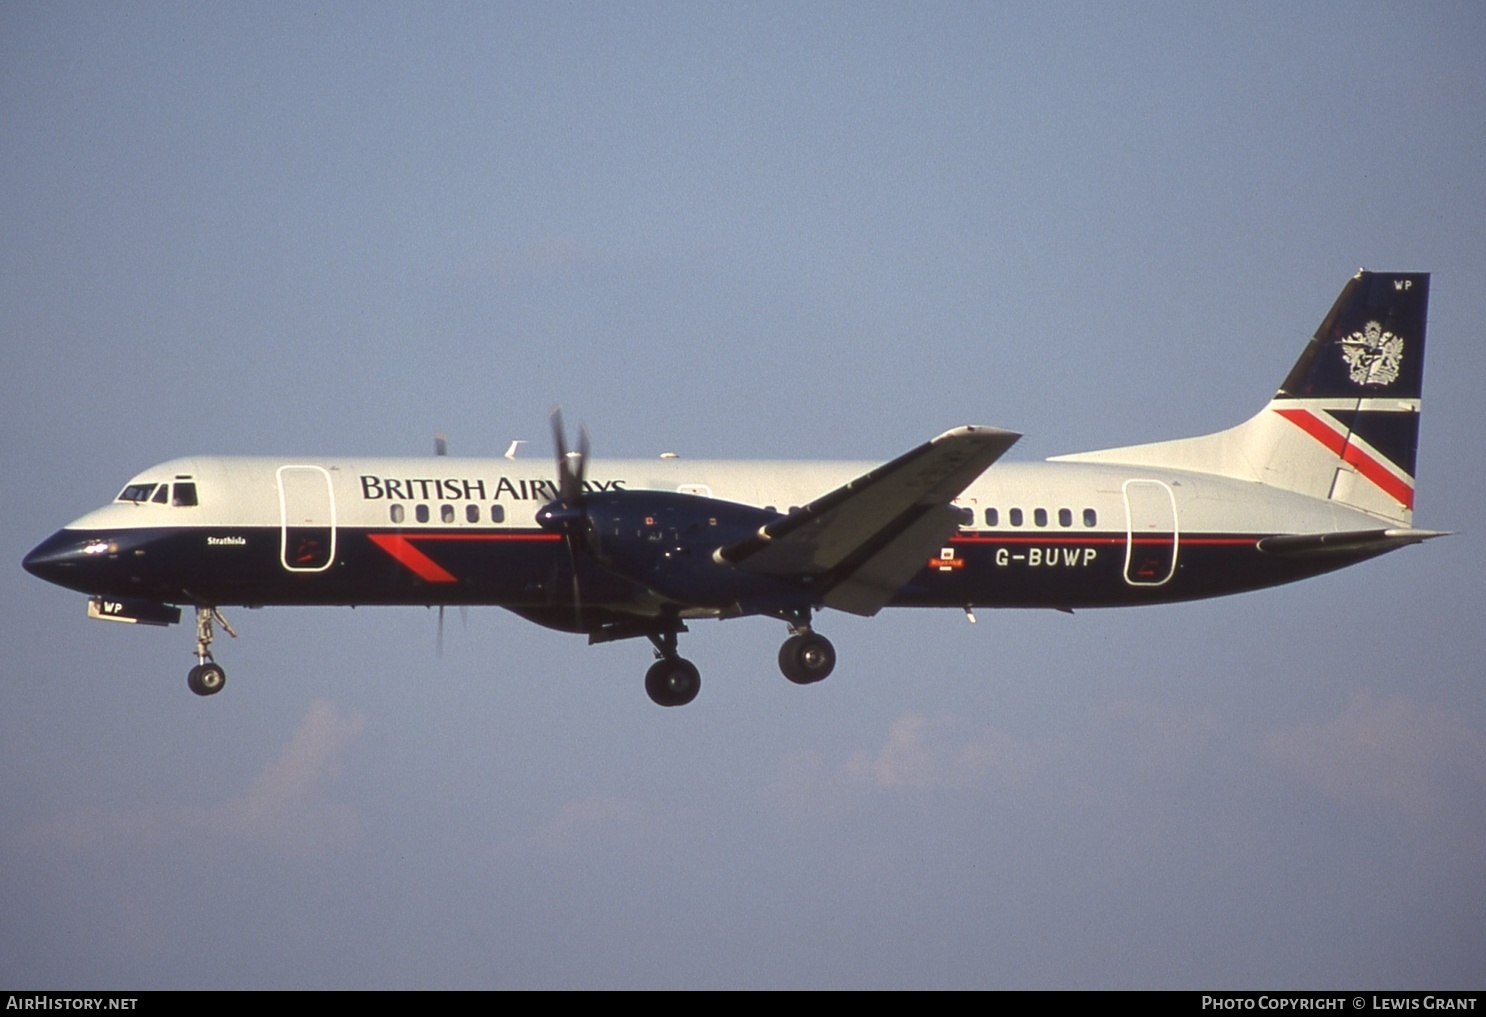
[187, 606, 236, 697]
[187, 661, 226, 696]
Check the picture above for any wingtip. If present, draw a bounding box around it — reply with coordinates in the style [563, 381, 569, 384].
[938, 424, 1022, 443]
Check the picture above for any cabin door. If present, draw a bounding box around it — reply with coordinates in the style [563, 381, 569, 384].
[1122, 479, 1178, 586]
[277, 465, 337, 572]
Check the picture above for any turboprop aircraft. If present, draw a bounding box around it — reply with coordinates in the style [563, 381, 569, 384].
[24, 270, 1443, 706]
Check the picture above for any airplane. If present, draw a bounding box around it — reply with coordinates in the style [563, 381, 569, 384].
[23, 269, 1444, 707]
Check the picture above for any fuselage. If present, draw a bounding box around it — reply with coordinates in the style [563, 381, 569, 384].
[19, 270, 1437, 706]
[24, 452, 1395, 622]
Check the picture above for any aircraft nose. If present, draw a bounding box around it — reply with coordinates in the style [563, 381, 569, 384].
[22, 530, 109, 589]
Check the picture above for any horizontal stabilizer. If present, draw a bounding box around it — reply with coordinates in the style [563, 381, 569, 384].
[1256, 528, 1448, 558]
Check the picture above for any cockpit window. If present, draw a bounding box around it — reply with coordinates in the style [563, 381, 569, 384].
[118, 483, 157, 503]
[172, 482, 198, 507]
[152, 485, 169, 504]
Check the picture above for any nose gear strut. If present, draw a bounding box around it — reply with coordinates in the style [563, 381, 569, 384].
[186, 606, 236, 697]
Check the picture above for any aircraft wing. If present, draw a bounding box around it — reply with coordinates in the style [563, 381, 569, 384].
[716, 425, 1020, 616]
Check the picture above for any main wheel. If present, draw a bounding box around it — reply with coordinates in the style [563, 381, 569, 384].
[187, 662, 226, 697]
[645, 657, 701, 707]
[779, 632, 836, 685]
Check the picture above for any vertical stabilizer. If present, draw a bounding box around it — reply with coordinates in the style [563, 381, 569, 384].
[1051, 270, 1430, 525]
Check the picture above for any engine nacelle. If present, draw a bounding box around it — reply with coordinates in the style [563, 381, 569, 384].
[554, 490, 805, 611]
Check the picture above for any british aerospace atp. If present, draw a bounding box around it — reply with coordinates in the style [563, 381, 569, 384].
[24, 270, 1443, 706]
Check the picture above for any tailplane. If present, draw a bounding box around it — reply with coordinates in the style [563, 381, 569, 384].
[1052, 270, 1430, 525]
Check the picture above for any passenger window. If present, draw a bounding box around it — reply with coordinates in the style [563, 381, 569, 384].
[1084, 508, 1098, 527]
[172, 483, 198, 507]
[1034, 508, 1047, 527]
[1009, 508, 1023, 527]
[415, 504, 430, 523]
[955, 506, 974, 527]
[390, 504, 405, 524]
[490, 504, 505, 523]
[1058, 508, 1072, 527]
[441, 504, 455, 524]
[152, 485, 169, 504]
[466, 504, 479, 524]
[985, 508, 999, 527]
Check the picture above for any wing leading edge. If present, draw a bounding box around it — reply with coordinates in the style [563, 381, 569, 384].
[716, 425, 1020, 615]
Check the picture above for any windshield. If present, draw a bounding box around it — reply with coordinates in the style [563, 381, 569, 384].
[117, 483, 157, 503]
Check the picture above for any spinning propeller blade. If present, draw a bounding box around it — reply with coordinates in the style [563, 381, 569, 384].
[550, 408, 589, 504]
[547, 408, 594, 630]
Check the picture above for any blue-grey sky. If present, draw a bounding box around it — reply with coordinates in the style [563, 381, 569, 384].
[2, 2, 1483, 989]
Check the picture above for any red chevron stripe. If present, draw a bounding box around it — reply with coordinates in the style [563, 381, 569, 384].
[1274, 408, 1414, 509]
[366, 533, 459, 582]
[366, 532, 561, 583]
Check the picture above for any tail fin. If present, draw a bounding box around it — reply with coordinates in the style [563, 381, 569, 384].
[1051, 270, 1430, 525]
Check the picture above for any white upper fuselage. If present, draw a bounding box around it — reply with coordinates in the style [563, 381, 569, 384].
[67, 451, 1387, 539]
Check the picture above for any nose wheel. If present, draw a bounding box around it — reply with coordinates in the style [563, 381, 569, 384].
[187, 606, 235, 697]
[188, 661, 226, 696]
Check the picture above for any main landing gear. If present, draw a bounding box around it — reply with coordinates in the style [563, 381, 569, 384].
[778, 627, 836, 685]
[186, 606, 236, 697]
[638, 618, 837, 706]
[643, 628, 701, 708]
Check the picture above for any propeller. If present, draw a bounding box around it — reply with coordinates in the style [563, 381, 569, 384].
[432, 431, 457, 655]
[538, 408, 594, 629]
[435, 603, 468, 658]
[433, 431, 449, 655]
[549, 408, 589, 507]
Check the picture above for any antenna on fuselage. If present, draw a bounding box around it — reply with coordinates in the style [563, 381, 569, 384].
[434, 432, 448, 457]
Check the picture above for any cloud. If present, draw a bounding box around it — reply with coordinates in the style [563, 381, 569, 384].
[842, 713, 1055, 792]
[768, 702, 1227, 822]
[1266, 692, 1486, 812]
[531, 795, 649, 854]
[767, 713, 1070, 821]
[17, 700, 368, 857]
[199, 699, 367, 854]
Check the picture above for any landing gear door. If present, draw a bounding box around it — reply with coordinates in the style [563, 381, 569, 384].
[278, 465, 336, 572]
[1123, 479, 1178, 586]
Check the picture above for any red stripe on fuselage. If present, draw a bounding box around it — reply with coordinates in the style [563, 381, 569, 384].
[1274, 408, 1414, 509]
[367, 531, 560, 583]
[950, 535, 1256, 546]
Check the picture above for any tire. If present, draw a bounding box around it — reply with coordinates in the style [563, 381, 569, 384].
[187, 662, 226, 697]
[778, 632, 835, 685]
[645, 657, 701, 707]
